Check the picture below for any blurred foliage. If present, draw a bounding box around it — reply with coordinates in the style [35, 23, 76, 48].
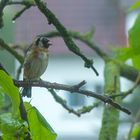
[0, 70, 27, 139]
[0, 70, 57, 139]
[128, 14, 140, 70]
[114, 13, 140, 70]
[0, 113, 28, 139]
[131, 123, 140, 140]
[0, 70, 20, 117]
[129, 0, 140, 11]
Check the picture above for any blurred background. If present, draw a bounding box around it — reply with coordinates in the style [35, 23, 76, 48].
[0, 0, 140, 139]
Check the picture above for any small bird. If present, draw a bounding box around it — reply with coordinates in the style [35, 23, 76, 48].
[22, 36, 51, 97]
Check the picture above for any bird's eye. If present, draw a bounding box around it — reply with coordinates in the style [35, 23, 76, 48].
[41, 37, 49, 44]
[40, 37, 51, 48]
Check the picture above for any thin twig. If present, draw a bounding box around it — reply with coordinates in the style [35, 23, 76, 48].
[49, 88, 100, 116]
[12, 5, 31, 21]
[49, 89, 81, 116]
[109, 74, 140, 99]
[14, 80, 131, 115]
[77, 101, 100, 114]
[8, 0, 35, 21]
[40, 31, 140, 83]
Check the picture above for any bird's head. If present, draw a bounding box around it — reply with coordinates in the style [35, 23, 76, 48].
[35, 36, 52, 49]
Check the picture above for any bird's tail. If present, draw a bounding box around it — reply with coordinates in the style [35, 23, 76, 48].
[22, 86, 32, 97]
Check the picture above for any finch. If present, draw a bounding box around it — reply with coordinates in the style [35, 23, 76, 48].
[22, 36, 51, 97]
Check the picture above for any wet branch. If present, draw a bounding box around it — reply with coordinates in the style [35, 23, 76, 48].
[14, 80, 131, 115]
[48, 88, 100, 116]
[34, 0, 99, 76]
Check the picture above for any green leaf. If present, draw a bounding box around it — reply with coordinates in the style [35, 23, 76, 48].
[129, 0, 140, 11]
[0, 113, 28, 139]
[0, 70, 20, 117]
[0, 91, 5, 110]
[128, 14, 140, 69]
[114, 47, 140, 61]
[131, 123, 140, 138]
[24, 102, 57, 140]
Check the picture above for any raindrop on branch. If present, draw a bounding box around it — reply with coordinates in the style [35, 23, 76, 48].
[12, 20, 15, 24]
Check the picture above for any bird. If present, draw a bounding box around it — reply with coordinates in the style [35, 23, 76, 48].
[22, 36, 51, 97]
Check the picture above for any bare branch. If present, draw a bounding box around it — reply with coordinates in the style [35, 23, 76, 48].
[120, 63, 140, 82]
[77, 102, 100, 114]
[12, 6, 31, 21]
[49, 89, 81, 117]
[8, 1, 35, 22]
[42, 31, 140, 83]
[14, 80, 131, 115]
[42, 30, 109, 61]
[49, 88, 100, 116]
[109, 74, 140, 99]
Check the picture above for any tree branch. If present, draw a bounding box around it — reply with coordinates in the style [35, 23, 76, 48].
[3, 0, 140, 82]
[12, 5, 31, 22]
[42, 30, 109, 61]
[34, 0, 98, 76]
[49, 89, 81, 117]
[109, 74, 140, 99]
[77, 101, 100, 114]
[7, 1, 35, 6]
[14, 80, 131, 115]
[7, 1, 35, 21]
[3, 0, 140, 81]
[99, 61, 121, 140]
[42, 31, 140, 83]
[120, 62, 140, 82]
[49, 88, 100, 116]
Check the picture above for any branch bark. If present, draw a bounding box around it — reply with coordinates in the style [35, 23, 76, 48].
[14, 80, 131, 115]
[99, 61, 121, 140]
[42, 31, 140, 83]
[34, 0, 98, 75]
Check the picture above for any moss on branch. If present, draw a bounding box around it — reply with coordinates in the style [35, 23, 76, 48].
[34, 0, 98, 75]
[42, 31, 140, 83]
[99, 61, 121, 140]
